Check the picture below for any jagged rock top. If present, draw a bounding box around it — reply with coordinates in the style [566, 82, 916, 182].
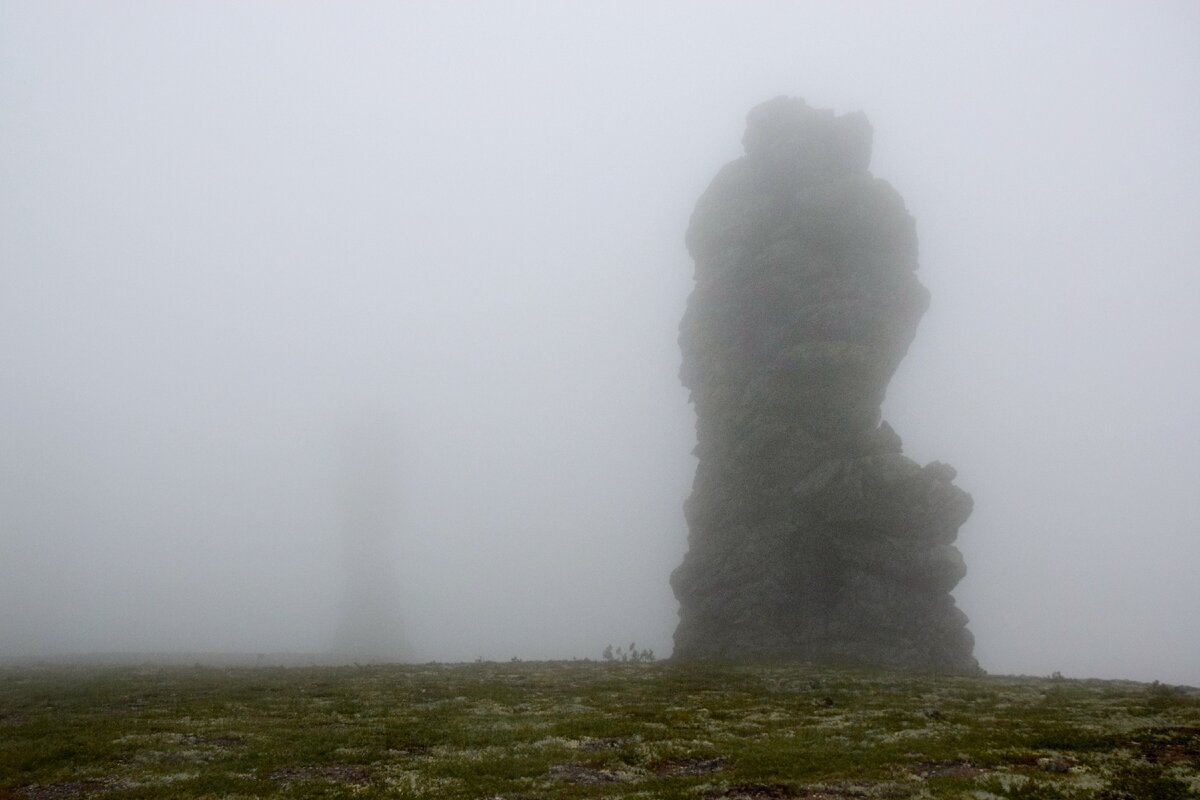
[743, 96, 873, 181]
[686, 97, 916, 282]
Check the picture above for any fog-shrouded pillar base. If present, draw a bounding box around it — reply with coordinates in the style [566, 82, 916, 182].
[330, 414, 407, 663]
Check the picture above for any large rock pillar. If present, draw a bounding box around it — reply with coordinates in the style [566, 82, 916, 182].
[671, 97, 977, 673]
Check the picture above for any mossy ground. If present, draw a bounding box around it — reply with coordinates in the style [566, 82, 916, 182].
[1, 661, 1197, 799]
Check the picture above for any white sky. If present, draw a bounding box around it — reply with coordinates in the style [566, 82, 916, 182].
[2, 1, 1198, 685]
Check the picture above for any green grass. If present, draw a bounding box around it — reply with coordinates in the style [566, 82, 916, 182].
[1, 661, 1197, 798]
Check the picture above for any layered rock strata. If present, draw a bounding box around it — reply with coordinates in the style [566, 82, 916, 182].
[671, 97, 977, 673]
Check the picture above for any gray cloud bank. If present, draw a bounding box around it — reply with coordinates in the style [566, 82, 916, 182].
[2, 2, 1197, 685]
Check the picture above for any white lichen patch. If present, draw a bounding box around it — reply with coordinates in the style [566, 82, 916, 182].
[465, 699, 515, 716]
[334, 746, 370, 758]
[529, 735, 581, 749]
[381, 768, 464, 796]
[140, 771, 200, 784]
[810, 713, 855, 728]
[738, 708, 794, 724]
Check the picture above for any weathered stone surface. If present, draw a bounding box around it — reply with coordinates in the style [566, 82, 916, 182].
[671, 97, 977, 673]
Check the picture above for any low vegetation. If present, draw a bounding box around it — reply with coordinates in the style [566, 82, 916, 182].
[1, 660, 1197, 798]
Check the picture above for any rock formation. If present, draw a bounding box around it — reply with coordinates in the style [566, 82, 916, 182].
[332, 415, 407, 663]
[671, 97, 977, 673]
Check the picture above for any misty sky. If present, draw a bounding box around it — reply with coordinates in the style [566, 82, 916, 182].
[2, 2, 1198, 685]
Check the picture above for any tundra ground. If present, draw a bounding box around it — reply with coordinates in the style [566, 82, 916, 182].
[1, 661, 1197, 799]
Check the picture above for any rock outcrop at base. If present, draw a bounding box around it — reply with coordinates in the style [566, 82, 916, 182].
[671, 97, 977, 673]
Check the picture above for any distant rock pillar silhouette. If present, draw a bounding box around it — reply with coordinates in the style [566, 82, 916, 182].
[332, 415, 407, 662]
[671, 97, 977, 673]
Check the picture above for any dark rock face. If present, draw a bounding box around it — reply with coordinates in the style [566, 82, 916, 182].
[671, 97, 977, 673]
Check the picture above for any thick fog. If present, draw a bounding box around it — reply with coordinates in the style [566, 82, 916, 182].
[2, 2, 1197, 685]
